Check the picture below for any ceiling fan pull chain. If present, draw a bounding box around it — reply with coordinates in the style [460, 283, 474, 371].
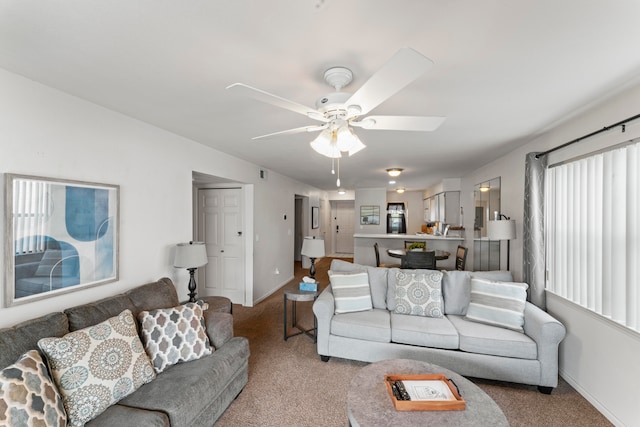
[336, 158, 341, 187]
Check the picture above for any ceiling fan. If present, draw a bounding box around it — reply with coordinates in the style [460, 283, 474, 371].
[226, 47, 446, 159]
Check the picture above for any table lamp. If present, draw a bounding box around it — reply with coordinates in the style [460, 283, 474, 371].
[487, 213, 516, 270]
[174, 241, 208, 302]
[301, 237, 325, 279]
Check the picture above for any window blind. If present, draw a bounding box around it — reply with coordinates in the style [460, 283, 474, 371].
[546, 141, 640, 332]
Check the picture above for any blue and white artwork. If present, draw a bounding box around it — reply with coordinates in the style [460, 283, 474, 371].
[7, 174, 119, 306]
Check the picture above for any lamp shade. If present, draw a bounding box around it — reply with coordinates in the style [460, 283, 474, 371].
[487, 220, 516, 240]
[174, 242, 208, 268]
[301, 237, 325, 258]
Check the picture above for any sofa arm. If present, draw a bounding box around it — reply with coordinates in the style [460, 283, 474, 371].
[312, 286, 335, 356]
[523, 302, 566, 387]
[203, 311, 234, 349]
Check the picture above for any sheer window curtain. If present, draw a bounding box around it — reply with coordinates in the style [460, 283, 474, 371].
[546, 141, 640, 332]
[523, 153, 547, 309]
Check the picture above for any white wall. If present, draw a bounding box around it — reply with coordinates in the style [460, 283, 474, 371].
[354, 188, 387, 234]
[460, 79, 640, 427]
[0, 68, 322, 326]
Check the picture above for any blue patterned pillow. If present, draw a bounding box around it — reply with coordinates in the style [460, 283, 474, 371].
[393, 270, 443, 318]
[38, 309, 156, 427]
[138, 301, 213, 373]
[0, 350, 67, 426]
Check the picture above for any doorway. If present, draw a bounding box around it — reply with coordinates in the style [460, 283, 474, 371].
[197, 187, 246, 303]
[331, 200, 354, 255]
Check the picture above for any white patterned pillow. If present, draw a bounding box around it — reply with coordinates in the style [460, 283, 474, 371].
[465, 278, 529, 332]
[138, 301, 213, 373]
[0, 350, 67, 427]
[38, 309, 156, 427]
[394, 270, 443, 318]
[328, 271, 373, 314]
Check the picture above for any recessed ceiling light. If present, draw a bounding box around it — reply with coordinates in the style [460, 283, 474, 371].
[389, 180, 396, 185]
[338, 188, 346, 195]
[479, 184, 490, 192]
[396, 187, 405, 194]
[386, 168, 403, 177]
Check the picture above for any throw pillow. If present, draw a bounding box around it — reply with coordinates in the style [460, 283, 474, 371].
[465, 278, 529, 332]
[328, 271, 373, 314]
[0, 350, 67, 427]
[393, 270, 444, 318]
[38, 309, 156, 427]
[138, 300, 213, 374]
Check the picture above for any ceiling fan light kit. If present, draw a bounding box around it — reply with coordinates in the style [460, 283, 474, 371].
[227, 47, 446, 187]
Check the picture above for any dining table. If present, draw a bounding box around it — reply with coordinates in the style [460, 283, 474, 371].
[387, 248, 451, 260]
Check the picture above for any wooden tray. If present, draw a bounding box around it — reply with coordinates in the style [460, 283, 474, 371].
[384, 374, 466, 411]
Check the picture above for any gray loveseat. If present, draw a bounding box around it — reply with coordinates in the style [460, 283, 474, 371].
[0, 277, 249, 426]
[313, 260, 566, 393]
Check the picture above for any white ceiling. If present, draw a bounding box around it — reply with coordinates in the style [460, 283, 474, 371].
[2, 1, 640, 191]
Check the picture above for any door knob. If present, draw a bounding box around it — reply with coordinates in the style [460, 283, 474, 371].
[237, 231, 242, 236]
[221, 250, 224, 253]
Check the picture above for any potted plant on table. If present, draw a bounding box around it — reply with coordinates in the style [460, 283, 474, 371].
[407, 242, 426, 251]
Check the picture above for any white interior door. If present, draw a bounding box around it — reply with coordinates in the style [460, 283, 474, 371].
[334, 200, 354, 254]
[198, 188, 245, 303]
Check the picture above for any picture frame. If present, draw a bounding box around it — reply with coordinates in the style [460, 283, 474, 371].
[5, 174, 119, 307]
[360, 205, 380, 225]
[312, 206, 319, 229]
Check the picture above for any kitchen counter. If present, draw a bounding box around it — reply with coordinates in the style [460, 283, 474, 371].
[353, 233, 463, 241]
[353, 234, 463, 268]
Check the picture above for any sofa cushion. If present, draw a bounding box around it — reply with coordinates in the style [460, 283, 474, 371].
[448, 315, 537, 359]
[465, 278, 528, 332]
[328, 271, 373, 314]
[0, 350, 67, 427]
[118, 336, 250, 427]
[38, 309, 156, 427]
[138, 301, 213, 374]
[470, 270, 514, 282]
[391, 313, 459, 349]
[0, 312, 69, 370]
[441, 270, 472, 315]
[393, 270, 443, 318]
[125, 277, 180, 317]
[331, 309, 390, 343]
[329, 259, 387, 309]
[65, 294, 136, 332]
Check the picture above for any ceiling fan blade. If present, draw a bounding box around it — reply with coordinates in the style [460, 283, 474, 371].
[351, 115, 446, 131]
[252, 124, 327, 140]
[227, 83, 327, 121]
[346, 48, 434, 116]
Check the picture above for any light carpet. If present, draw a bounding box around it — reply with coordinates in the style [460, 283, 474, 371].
[215, 258, 612, 426]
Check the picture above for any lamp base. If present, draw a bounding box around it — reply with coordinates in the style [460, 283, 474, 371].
[309, 258, 317, 279]
[187, 267, 198, 302]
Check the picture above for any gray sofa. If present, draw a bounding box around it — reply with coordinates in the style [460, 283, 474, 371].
[0, 277, 249, 426]
[313, 260, 566, 393]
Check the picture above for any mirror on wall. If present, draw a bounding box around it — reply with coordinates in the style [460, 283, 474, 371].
[473, 177, 501, 270]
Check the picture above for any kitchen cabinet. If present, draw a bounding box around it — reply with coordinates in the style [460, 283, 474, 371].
[423, 191, 460, 225]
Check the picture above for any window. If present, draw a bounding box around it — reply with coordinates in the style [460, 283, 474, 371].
[545, 140, 640, 332]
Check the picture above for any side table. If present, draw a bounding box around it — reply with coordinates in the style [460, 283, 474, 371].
[283, 284, 319, 341]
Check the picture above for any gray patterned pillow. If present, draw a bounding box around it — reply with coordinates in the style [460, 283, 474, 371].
[138, 301, 213, 373]
[38, 309, 156, 427]
[394, 270, 444, 318]
[0, 350, 67, 426]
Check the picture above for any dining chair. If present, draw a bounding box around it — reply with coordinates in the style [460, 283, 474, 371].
[455, 245, 468, 271]
[373, 243, 400, 268]
[401, 250, 436, 269]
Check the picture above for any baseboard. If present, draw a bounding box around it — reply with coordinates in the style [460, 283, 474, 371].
[559, 370, 623, 426]
[252, 275, 294, 305]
